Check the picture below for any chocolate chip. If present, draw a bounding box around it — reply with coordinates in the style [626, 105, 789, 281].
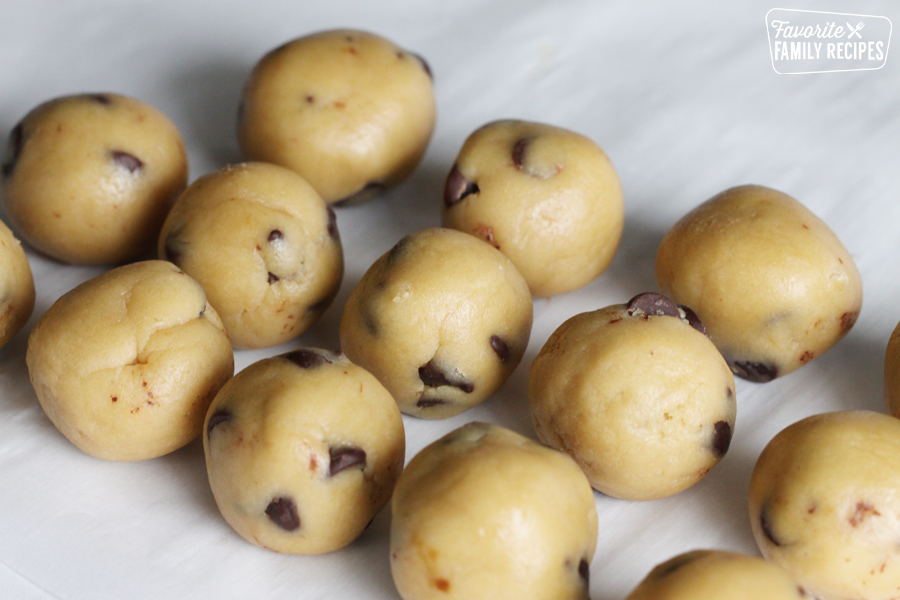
[443, 164, 479, 208]
[199, 305, 206, 319]
[678, 304, 709, 337]
[759, 507, 781, 546]
[627, 292, 680, 318]
[711, 421, 732, 457]
[267, 272, 279, 284]
[419, 360, 475, 393]
[578, 559, 590, 585]
[729, 360, 778, 383]
[333, 181, 387, 206]
[268, 229, 283, 242]
[385, 235, 410, 265]
[841, 310, 859, 332]
[410, 52, 433, 80]
[326, 206, 338, 239]
[285, 349, 332, 369]
[417, 398, 450, 408]
[490, 335, 510, 363]
[512, 137, 531, 170]
[265, 497, 300, 531]
[89, 94, 112, 105]
[206, 409, 232, 439]
[111, 150, 143, 173]
[1, 123, 24, 178]
[329, 446, 367, 476]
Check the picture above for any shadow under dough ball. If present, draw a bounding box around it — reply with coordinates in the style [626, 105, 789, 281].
[1, 93, 188, 264]
[238, 29, 436, 205]
[655, 185, 862, 382]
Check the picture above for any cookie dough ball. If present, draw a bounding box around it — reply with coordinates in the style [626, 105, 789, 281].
[0, 219, 35, 349]
[238, 29, 436, 204]
[529, 292, 736, 500]
[442, 120, 623, 298]
[204, 348, 405, 554]
[1, 93, 188, 264]
[884, 321, 900, 418]
[625, 550, 805, 600]
[158, 162, 343, 349]
[749, 411, 900, 600]
[656, 185, 862, 383]
[391, 422, 598, 600]
[27, 261, 233, 461]
[340, 228, 532, 419]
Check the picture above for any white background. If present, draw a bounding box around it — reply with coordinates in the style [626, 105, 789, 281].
[1, 1, 898, 598]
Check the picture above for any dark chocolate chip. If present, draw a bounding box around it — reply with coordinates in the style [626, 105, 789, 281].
[285, 349, 332, 369]
[111, 150, 143, 173]
[333, 181, 387, 206]
[729, 360, 778, 383]
[265, 497, 300, 531]
[89, 94, 112, 105]
[199, 305, 206, 319]
[419, 359, 475, 393]
[1, 123, 24, 178]
[206, 409, 232, 439]
[678, 304, 709, 337]
[712, 421, 732, 457]
[410, 52, 433, 80]
[512, 137, 530, 170]
[797, 586, 809, 598]
[443, 164, 479, 208]
[578, 559, 590, 585]
[417, 398, 450, 408]
[267, 272, 279, 284]
[759, 507, 781, 547]
[329, 446, 367, 476]
[490, 335, 510, 363]
[326, 206, 338, 239]
[627, 292, 680, 318]
[268, 229, 283, 242]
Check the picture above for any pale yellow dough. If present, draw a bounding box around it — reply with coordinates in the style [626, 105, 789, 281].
[749, 411, 900, 600]
[1, 93, 187, 264]
[158, 162, 343, 349]
[529, 293, 736, 500]
[0, 219, 35, 349]
[27, 261, 234, 461]
[238, 29, 436, 204]
[441, 120, 623, 298]
[656, 185, 862, 382]
[625, 550, 805, 600]
[204, 348, 405, 554]
[390, 422, 598, 600]
[339, 228, 533, 419]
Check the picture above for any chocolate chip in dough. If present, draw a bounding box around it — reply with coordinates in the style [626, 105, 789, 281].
[627, 292, 681, 318]
[267, 229, 283, 242]
[511, 137, 531, 170]
[759, 507, 782, 547]
[678, 304, 710, 337]
[329, 446, 367, 476]
[207, 409, 232, 439]
[730, 360, 778, 383]
[490, 335, 511, 363]
[326, 206, 338, 239]
[578, 558, 590, 585]
[444, 164, 479, 208]
[285, 349, 332, 369]
[110, 150, 143, 173]
[265, 496, 301, 531]
[711, 421, 732, 457]
[419, 359, 475, 393]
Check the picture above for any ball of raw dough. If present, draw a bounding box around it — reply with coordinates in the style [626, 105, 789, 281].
[391, 422, 598, 600]
[624, 550, 805, 600]
[884, 321, 900, 418]
[0, 218, 35, 349]
[529, 292, 736, 500]
[339, 228, 533, 419]
[238, 29, 436, 204]
[27, 260, 234, 461]
[1, 93, 188, 264]
[749, 411, 900, 600]
[204, 348, 405, 554]
[158, 162, 343, 349]
[656, 185, 862, 382]
[441, 120, 623, 298]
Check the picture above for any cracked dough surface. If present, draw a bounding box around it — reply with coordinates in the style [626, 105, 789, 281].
[26, 260, 234, 461]
[0, 218, 34, 349]
[339, 228, 532, 419]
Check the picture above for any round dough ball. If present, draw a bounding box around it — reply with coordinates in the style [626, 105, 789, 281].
[441, 120, 623, 298]
[204, 348, 405, 554]
[0, 218, 35, 349]
[339, 228, 533, 419]
[391, 422, 598, 600]
[158, 162, 343, 349]
[27, 260, 234, 461]
[1, 93, 188, 264]
[884, 321, 900, 418]
[749, 411, 900, 600]
[238, 29, 436, 204]
[625, 550, 805, 600]
[656, 185, 862, 383]
[529, 292, 736, 500]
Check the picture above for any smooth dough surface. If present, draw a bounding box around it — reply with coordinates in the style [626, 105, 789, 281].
[442, 119, 623, 298]
[883, 321, 900, 418]
[390, 422, 598, 600]
[625, 550, 805, 600]
[0, 218, 35, 349]
[656, 185, 862, 382]
[158, 162, 343, 349]
[238, 29, 436, 204]
[529, 293, 736, 500]
[1, 93, 187, 264]
[27, 261, 234, 461]
[204, 348, 405, 554]
[340, 228, 533, 419]
[749, 411, 900, 600]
